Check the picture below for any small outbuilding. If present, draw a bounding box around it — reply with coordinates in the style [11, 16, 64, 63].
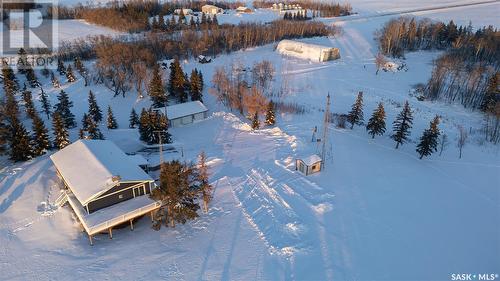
[296, 154, 322, 175]
[166, 101, 208, 127]
[202, 4, 223, 15]
[277, 39, 340, 62]
[236, 6, 253, 13]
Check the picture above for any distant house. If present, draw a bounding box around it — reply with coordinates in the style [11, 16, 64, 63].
[166, 101, 208, 127]
[296, 154, 322, 175]
[174, 8, 193, 15]
[236, 6, 253, 13]
[50, 139, 160, 245]
[202, 4, 223, 15]
[277, 39, 340, 62]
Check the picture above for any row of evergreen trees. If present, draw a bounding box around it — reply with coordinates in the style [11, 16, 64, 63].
[150, 12, 219, 32]
[346, 92, 441, 159]
[150, 59, 204, 108]
[151, 151, 213, 229]
[1, 59, 124, 162]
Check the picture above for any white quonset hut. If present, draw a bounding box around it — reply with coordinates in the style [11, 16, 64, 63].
[166, 101, 208, 127]
[296, 154, 322, 175]
[277, 40, 340, 62]
[50, 140, 161, 245]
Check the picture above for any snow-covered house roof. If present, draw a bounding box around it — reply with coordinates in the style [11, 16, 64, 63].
[50, 140, 153, 205]
[276, 40, 340, 62]
[127, 154, 149, 167]
[298, 154, 322, 166]
[166, 101, 208, 120]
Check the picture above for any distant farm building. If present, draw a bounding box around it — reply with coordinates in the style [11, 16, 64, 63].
[202, 4, 223, 15]
[174, 8, 193, 15]
[50, 140, 160, 245]
[296, 154, 322, 175]
[166, 101, 208, 127]
[236, 6, 253, 13]
[277, 40, 340, 62]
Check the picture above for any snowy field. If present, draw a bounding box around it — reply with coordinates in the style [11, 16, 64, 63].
[1, 1, 499, 280]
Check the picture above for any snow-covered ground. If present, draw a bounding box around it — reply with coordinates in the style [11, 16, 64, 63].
[1, 1, 499, 280]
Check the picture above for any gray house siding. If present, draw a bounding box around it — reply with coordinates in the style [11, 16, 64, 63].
[87, 181, 153, 214]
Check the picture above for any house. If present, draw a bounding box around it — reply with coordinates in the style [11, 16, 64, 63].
[276, 39, 340, 62]
[296, 154, 322, 175]
[202, 4, 223, 15]
[166, 101, 208, 127]
[236, 6, 253, 13]
[174, 8, 193, 15]
[50, 139, 161, 245]
[198, 55, 212, 63]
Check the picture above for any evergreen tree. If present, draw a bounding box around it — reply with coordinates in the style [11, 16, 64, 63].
[1, 61, 19, 92]
[366, 102, 386, 138]
[150, 160, 200, 228]
[52, 112, 70, 149]
[86, 115, 104, 140]
[416, 116, 440, 159]
[17, 48, 28, 74]
[21, 87, 36, 119]
[41, 65, 50, 78]
[139, 108, 170, 144]
[79, 128, 86, 139]
[53, 90, 76, 128]
[66, 65, 76, 83]
[189, 69, 203, 101]
[149, 64, 167, 107]
[481, 72, 499, 113]
[57, 59, 66, 75]
[139, 108, 151, 142]
[25, 66, 39, 88]
[391, 101, 413, 148]
[198, 151, 213, 213]
[129, 108, 139, 128]
[265, 100, 276, 125]
[31, 113, 51, 156]
[107, 106, 118, 129]
[51, 71, 60, 88]
[150, 109, 170, 144]
[9, 121, 33, 161]
[168, 59, 187, 103]
[0, 109, 8, 155]
[347, 91, 364, 129]
[252, 111, 260, 130]
[87, 90, 102, 123]
[81, 113, 90, 130]
[39, 87, 51, 119]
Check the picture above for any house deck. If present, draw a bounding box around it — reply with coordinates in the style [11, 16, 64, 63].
[66, 190, 161, 236]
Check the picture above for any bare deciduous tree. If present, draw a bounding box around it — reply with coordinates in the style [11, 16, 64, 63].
[457, 125, 468, 159]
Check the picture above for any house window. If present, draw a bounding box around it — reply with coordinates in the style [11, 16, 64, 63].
[118, 194, 123, 199]
[312, 165, 317, 170]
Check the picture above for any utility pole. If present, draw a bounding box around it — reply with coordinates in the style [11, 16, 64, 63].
[321, 93, 331, 167]
[153, 130, 164, 166]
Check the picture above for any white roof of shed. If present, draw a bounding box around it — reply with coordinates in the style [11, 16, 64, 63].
[166, 101, 208, 120]
[299, 154, 322, 166]
[50, 140, 153, 205]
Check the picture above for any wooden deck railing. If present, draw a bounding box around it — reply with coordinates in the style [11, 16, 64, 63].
[88, 201, 161, 235]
